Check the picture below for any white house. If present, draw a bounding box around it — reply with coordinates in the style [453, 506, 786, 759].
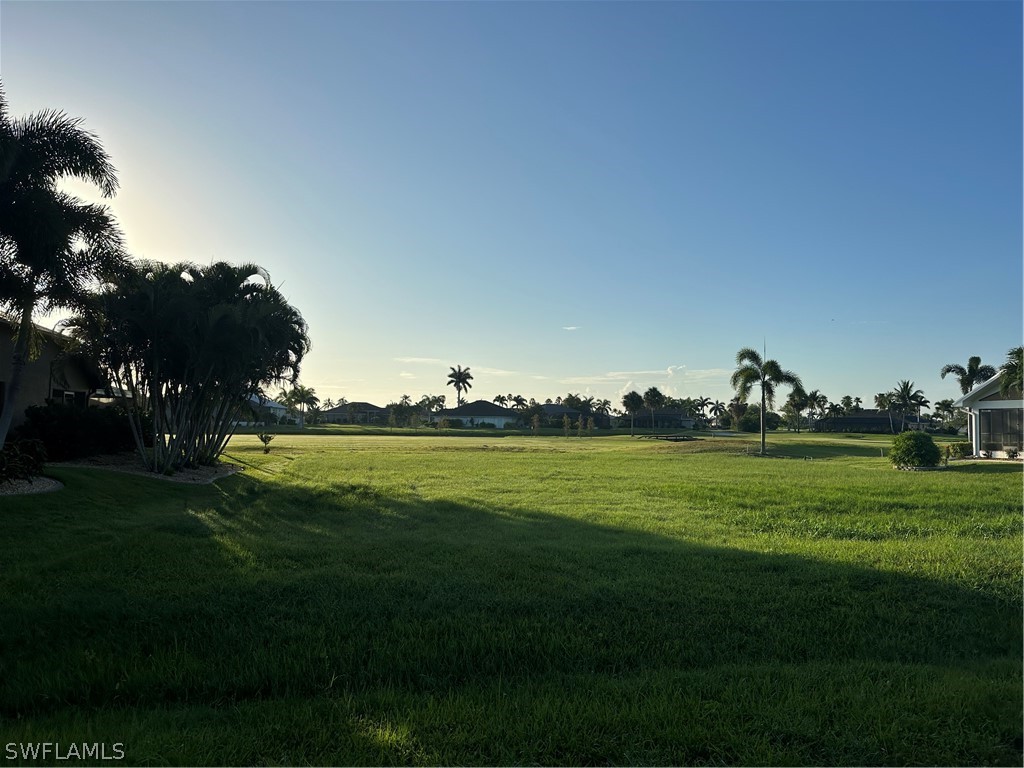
[952, 374, 1022, 458]
[237, 394, 288, 426]
[437, 399, 519, 428]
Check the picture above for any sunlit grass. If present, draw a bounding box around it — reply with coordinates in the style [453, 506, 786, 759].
[1, 433, 1019, 765]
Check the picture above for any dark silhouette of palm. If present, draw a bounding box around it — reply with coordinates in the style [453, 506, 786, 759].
[446, 365, 473, 407]
[0, 87, 124, 448]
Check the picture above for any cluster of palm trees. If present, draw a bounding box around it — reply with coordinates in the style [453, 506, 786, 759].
[0, 85, 311, 470]
[277, 384, 320, 428]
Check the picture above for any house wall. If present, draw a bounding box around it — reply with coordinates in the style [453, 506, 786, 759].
[0, 332, 93, 427]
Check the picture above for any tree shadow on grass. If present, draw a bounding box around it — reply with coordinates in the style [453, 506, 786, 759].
[1, 470, 1020, 764]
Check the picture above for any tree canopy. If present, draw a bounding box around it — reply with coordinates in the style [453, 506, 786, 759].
[67, 259, 310, 473]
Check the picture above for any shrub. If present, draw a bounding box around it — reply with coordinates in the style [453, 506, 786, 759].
[889, 431, 941, 469]
[947, 441, 972, 459]
[12, 403, 151, 462]
[0, 439, 47, 484]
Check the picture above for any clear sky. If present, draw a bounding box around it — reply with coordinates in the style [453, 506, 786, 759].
[3, 0, 1021, 410]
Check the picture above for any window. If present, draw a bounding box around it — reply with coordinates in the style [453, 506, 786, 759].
[979, 409, 1023, 450]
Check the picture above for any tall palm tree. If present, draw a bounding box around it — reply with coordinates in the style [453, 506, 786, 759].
[446, 365, 473, 406]
[730, 347, 802, 455]
[940, 356, 997, 395]
[493, 394, 508, 408]
[874, 391, 897, 434]
[939, 355, 996, 444]
[998, 346, 1023, 397]
[891, 380, 928, 432]
[0, 89, 123, 449]
[642, 386, 666, 435]
[709, 400, 726, 427]
[692, 395, 712, 422]
[511, 394, 527, 410]
[621, 390, 643, 436]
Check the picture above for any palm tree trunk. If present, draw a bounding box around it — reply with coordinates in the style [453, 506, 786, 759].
[630, 413, 634, 437]
[759, 384, 767, 455]
[0, 302, 35, 451]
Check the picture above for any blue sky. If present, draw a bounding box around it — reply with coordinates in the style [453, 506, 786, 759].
[3, 0, 1021, 410]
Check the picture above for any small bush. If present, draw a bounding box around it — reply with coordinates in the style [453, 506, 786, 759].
[947, 441, 972, 459]
[889, 431, 941, 469]
[0, 439, 47, 484]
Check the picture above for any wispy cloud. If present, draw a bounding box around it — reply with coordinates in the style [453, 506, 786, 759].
[393, 356, 443, 364]
[560, 366, 730, 387]
[399, 371, 416, 379]
[562, 326, 580, 331]
[475, 367, 519, 377]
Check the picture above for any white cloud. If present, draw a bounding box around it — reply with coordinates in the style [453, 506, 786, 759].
[562, 326, 580, 331]
[475, 367, 518, 377]
[399, 371, 416, 379]
[393, 357, 443, 364]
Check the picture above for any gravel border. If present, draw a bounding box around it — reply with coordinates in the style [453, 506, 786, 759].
[0, 476, 64, 496]
[2, 453, 241, 496]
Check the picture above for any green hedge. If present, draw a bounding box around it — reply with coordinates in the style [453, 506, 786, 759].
[890, 431, 941, 469]
[12, 403, 151, 462]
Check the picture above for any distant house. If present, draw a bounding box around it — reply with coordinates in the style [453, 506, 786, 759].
[236, 394, 288, 426]
[321, 401, 388, 424]
[814, 409, 901, 434]
[0, 318, 99, 428]
[541, 403, 581, 424]
[541, 403, 610, 429]
[953, 374, 1023, 458]
[437, 399, 519, 428]
[630, 409, 696, 431]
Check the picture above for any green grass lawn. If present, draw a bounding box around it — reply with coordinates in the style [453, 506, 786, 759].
[2, 432, 1020, 765]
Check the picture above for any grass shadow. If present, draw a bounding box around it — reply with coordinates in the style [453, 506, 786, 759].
[1, 469, 1020, 765]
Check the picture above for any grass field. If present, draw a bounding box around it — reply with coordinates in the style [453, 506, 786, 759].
[1, 431, 1021, 765]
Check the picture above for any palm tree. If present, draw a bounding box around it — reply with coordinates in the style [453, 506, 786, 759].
[71, 259, 310, 472]
[826, 402, 843, 419]
[730, 347, 802, 455]
[874, 391, 897, 434]
[709, 400, 726, 427]
[642, 386, 666, 435]
[692, 395, 712, 423]
[727, 398, 748, 430]
[0, 89, 123, 449]
[493, 394, 508, 408]
[280, 384, 318, 427]
[621, 390, 643, 436]
[940, 356, 998, 395]
[511, 395, 527, 410]
[891, 380, 928, 432]
[998, 346, 1023, 397]
[446, 365, 473, 406]
[785, 385, 808, 433]
[933, 398, 955, 424]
